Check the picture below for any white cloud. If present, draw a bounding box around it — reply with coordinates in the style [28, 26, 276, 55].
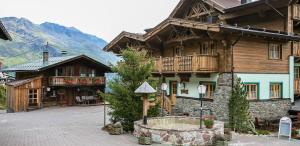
[0, 0, 180, 42]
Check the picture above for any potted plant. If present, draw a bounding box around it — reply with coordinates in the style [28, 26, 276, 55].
[138, 131, 152, 145]
[204, 119, 214, 129]
[108, 122, 123, 135]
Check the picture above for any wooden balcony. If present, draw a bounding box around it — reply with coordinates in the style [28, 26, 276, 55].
[295, 78, 300, 95]
[49, 76, 105, 86]
[293, 4, 300, 20]
[154, 54, 218, 73]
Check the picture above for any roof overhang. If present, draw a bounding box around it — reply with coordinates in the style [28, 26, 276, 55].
[105, 18, 300, 53]
[3, 55, 111, 72]
[0, 21, 12, 41]
[103, 31, 144, 51]
[220, 25, 300, 41]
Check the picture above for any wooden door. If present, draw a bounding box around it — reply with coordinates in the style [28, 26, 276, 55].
[169, 81, 178, 96]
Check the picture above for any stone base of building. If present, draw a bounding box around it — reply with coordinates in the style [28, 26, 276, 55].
[174, 97, 213, 117]
[174, 97, 292, 121]
[249, 99, 291, 120]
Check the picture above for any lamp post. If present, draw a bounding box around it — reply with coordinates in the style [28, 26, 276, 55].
[198, 84, 206, 129]
[161, 83, 168, 116]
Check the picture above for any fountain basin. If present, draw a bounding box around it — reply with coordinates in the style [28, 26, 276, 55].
[134, 116, 224, 146]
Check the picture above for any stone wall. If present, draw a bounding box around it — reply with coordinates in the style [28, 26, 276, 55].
[174, 97, 213, 117]
[134, 117, 224, 146]
[212, 73, 232, 121]
[249, 99, 291, 120]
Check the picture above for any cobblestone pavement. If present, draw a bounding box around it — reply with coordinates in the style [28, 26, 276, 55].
[0, 106, 144, 146]
[0, 106, 299, 146]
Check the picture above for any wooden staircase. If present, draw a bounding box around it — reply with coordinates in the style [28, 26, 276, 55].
[158, 94, 176, 115]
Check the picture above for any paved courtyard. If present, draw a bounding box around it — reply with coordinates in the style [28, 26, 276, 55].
[0, 106, 300, 146]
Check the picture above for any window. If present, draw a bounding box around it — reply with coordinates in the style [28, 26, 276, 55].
[270, 83, 282, 99]
[174, 46, 184, 56]
[244, 83, 258, 100]
[295, 67, 300, 79]
[269, 43, 282, 59]
[199, 41, 217, 55]
[201, 82, 216, 99]
[28, 89, 38, 106]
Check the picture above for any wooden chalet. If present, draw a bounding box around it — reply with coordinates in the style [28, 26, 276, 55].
[105, 0, 300, 120]
[4, 52, 110, 112]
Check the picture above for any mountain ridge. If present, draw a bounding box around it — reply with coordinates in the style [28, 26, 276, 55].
[0, 17, 117, 68]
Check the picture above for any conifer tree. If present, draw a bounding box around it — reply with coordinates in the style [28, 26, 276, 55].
[103, 48, 159, 131]
[229, 78, 256, 133]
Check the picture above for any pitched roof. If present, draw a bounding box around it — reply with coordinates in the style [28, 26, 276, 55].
[105, 17, 300, 52]
[0, 20, 12, 41]
[103, 31, 144, 51]
[169, 0, 241, 18]
[2, 54, 110, 72]
[6, 76, 42, 87]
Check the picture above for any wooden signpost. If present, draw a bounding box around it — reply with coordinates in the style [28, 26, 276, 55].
[278, 117, 292, 141]
[134, 81, 157, 125]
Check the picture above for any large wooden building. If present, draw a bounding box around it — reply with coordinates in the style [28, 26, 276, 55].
[105, 0, 300, 120]
[4, 53, 110, 112]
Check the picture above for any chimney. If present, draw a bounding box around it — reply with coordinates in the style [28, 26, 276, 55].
[43, 42, 49, 63]
[43, 50, 49, 63]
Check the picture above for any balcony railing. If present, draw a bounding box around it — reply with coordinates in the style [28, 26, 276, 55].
[295, 78, 300, 95]
[154, 54, 218, 73]
[49, 76, 105, 86]
[293, 4, 300, 20]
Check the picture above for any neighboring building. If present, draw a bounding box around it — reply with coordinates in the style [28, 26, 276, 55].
[3, 52, 110, 112]
[0, 20, 13, 83]
[104, 0, 300, 120]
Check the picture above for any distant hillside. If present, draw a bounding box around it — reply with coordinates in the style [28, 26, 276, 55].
[0, 17, 118, 67]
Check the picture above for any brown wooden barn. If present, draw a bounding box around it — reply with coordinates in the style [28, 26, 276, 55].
[6, 77, 42, 112]
[4, 53, 111, 112]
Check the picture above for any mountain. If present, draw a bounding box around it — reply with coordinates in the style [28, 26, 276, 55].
[0, 17, 118, 67]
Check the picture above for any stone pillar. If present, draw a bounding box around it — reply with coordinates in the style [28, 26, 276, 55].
[212, 73, 232, 121]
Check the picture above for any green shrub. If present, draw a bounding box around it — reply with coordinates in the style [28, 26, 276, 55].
[256, 129, 271, 135]
[102, 48, 159, 132]
[0, 85, 6, 110]
[204, 119, 214, 128]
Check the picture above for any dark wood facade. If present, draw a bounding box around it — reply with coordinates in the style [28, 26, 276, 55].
[6, 55, 110, 112]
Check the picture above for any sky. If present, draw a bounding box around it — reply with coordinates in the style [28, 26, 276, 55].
[0, 0, 180, 42]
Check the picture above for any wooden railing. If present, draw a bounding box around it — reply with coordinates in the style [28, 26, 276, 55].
[154, 54, 218, 73]
[295, 78, 300, 95]
[49, 76, 105, 86]
[158, 94, 176, 114]
[293, 4, 300, 20]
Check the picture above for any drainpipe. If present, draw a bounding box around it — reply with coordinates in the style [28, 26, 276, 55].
[231, 36, 242, 91]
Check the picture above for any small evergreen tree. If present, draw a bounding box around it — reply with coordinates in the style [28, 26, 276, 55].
[0, 85, 6, 109]
[229, 78, 256, 133]
[103, 48, 159, 131]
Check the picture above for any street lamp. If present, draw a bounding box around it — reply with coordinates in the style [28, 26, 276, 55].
[198, 83, 206, 129]
[161, 83, 168, 116]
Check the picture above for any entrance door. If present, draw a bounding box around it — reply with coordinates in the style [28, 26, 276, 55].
[169, 81, 178, 95]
